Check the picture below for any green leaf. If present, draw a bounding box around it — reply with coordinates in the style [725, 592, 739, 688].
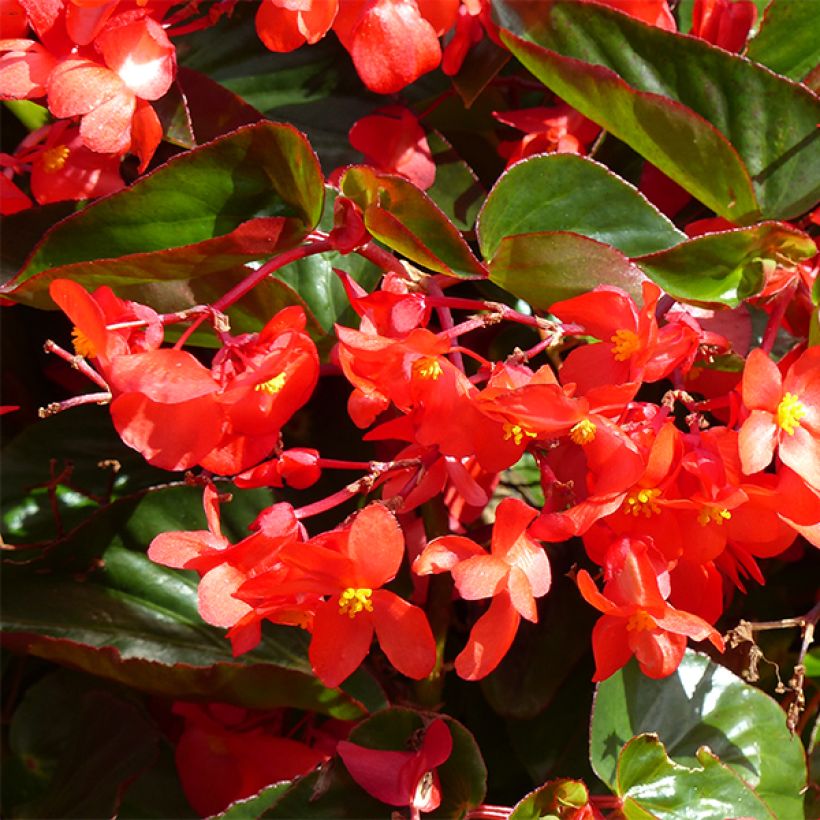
[7, 669, 159, 819]
[590, 651, 807, 818]
[635, 221, 817, 306]
[477, 154, 684, 260]
[616, 735, 775, 819]
[1, 122, 325, 308]
[214, 782, 292, 819]
[341, 166, 487, 278]
[4, 99, 49, 131]
[805, 648, 820, 679]
[426, 131, 486, 232]
[489, 231, 647, 309]
[747, 0, 820, 82]
[482, 574, 597, 719]
[509, 779, 590, 820]
[497, 0, 820, 221]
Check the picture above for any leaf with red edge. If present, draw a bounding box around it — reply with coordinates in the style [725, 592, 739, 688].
[1, 122, 325, 308]
[496, 0, 820, 222]
[634, 222, 817, 307]
[489, 231, 647, 310]
[340, 165, 487, 278]
[509, 778, 591, 820]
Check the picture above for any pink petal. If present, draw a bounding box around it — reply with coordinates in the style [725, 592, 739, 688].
[452, 554, 508, 600]
[198, 564, 253, 628]
[47, 58, 123, 118]
[79, 85, 135, 154]
[413, 535, 485, 575]
[738, 410, 777, 475]
[742, 348, 781, 412]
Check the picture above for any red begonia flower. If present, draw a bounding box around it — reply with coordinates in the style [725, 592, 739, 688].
[174, 702, 327, 817]
[349, 106, 435, 190]
[255, 0, 338, 52]
[0, 37, 56, 98]
[414, 497, 550, 679]
[738, 347, 820, 489]
[0, 173, 31, 213]
[691, 0, 756, 52]
[591, 0, 676, 30]
[333, 0, 444, 94]
[338, 718, 452, 812]
[577, 538, 724, 680]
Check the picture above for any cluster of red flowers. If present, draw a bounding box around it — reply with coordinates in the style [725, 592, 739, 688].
[0, 0, 181, 209]
[47, 252, 820, 689]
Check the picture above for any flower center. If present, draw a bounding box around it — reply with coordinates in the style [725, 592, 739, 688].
[698, 506, 732, 527]
[42, 145, 70, 174]
[569, 418, 597, 445]
[623, 487, 662, 517]
[626, 610, 656, 632]
[503, 422, 537, 446]
[412, 357, 443, 380]
[776, 392, 806, 436]
[255, 372, 287, 394]
[339, 587, 373, 618]
[610, 328, 641, 361]
[71, 326, 96, 358]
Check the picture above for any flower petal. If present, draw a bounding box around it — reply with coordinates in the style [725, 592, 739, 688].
[372, 590, 436, 680]
[309, 597, 373, 688]
[454, 591, 519, 680]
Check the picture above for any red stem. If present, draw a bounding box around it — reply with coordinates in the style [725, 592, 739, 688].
[174, 239, 334, 349]
[43, 340, 110, 391]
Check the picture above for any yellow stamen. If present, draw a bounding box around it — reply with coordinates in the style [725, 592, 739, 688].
[412, 357, 443, 380]
[42, 145, 70, 174]
[570, 418, 597, 445]
[776, 392, 806, 436]
[503, 422, 537, 446]
[623, 487, 662, 517]
[338, 587, 373, 619]
[698, 507, 732, 527]
[610, 328, 641, 361]
[626, 610, 656, 632]
[255, 372, 287, 394]
[71, 326, 96, 358]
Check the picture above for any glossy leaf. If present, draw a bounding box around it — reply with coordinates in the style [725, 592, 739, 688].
[509, 778, 590, 820]
[214, 782, 292, 819]
[635, 222, 817, 306]
[617, 735, 775, 819]
[1, 122, 325, 308]
[477, 154, 684, 260]
[7, 669, 160, 819]
[489, 231, 647, 309]
[497, 0, 820, 221]
[340, 166, 487, 278]
[426, 132, 485, 232]
[591, 651, 807, 818]
[747, 0, 820, 82]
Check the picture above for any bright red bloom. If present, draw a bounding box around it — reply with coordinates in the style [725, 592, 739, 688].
[691, 0, 756, 52]
[577, 537, 724, 681]
[255, 0, 337, 52]
[0, 172, 31, 213]
[174, 702, 327, 817]
[494, 103, 600, 166]
[739, 347, 820, 489]
[590, 0, 676, 30]
[414, 497, 550, 679]
[338, 718, 452, 812]
[349, 106, 435, 190]
[551, 282, 700, 394]
[333, 0, 457, 94]
[276, 503, 436, 687]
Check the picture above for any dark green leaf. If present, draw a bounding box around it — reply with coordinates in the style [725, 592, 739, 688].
[1, 122, 325, 308]
[477, 154, 684, 260]
[7, 669, 159, 819]
[482, 574, 597, 719]
[616, 734, 775, 819]
[451, 37, 511, 108]
[497, 0, 820, 221]
[747, 0, 820, 82]
[635, 222, 817, 306]
[341, 166, 487, 278]
[214, 782, 292, 819]
[590, 651, 807, 818]
[509, 779, 590, 820]
[489, 231, 647, 309]
[426, 132, 486, 232]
